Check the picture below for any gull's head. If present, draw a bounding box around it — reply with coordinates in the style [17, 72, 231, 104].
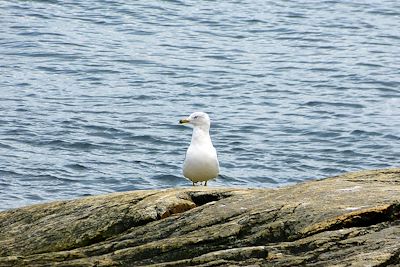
[179, 112, 211, 129]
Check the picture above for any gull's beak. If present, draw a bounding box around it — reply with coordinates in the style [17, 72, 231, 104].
[179, 118, 190, 124]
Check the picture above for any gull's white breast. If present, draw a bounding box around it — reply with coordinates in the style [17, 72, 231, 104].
[183, 143, 219, 182]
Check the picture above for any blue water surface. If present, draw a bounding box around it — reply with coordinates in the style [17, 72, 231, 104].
[1, 0, 399, 210]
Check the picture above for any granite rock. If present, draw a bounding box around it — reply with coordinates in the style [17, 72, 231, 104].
[0, 168, 399, 266]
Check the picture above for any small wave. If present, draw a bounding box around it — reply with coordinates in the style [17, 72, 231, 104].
[152, 174, 183, 184]
[355, 62, 384, 68]
[0, 170, 23, 176]
[43, 139, 101, 150]
[303, 131, 342, 138]
[65, 163, 88, 170]
[320, 167, 345, 176]
[246, 176, 278, 184]
[305, 101, 365, 109]
[359, 144, 390, 150]
[24, 193, 45, 201]
[383, 134, 400, 141]
[340, 150, 369, 158]
[350, 129, 382, 137]
[309, 67, 339, 72]
[0, 142, 14, 149]
[19, 174, 72, 183]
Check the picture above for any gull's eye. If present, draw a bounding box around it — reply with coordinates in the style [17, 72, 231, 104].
[193, 115, 199, 119]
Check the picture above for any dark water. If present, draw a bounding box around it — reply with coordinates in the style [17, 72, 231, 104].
[1, 0, 399, 211]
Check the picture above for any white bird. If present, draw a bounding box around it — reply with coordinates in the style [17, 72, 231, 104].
[179, 112, 219, 186]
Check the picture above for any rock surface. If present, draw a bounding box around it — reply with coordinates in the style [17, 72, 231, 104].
[0, 168, 400, 266]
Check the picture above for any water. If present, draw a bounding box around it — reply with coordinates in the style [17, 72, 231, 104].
[1, 0, 399, 211]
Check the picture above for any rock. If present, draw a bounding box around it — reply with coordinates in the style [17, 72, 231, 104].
[0, 168, 399, 266]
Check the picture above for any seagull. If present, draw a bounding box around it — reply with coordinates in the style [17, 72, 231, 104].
[179, 112, 219, 186]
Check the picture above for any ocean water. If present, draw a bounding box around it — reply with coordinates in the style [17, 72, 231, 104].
[1, 0, 399, 211]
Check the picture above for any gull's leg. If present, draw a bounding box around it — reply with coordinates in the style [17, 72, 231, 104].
[204, 181, 207, 186]
[192, 181, 195, 186]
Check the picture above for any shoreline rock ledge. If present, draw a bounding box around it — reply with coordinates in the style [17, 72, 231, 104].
[1, 168, 400, 266]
